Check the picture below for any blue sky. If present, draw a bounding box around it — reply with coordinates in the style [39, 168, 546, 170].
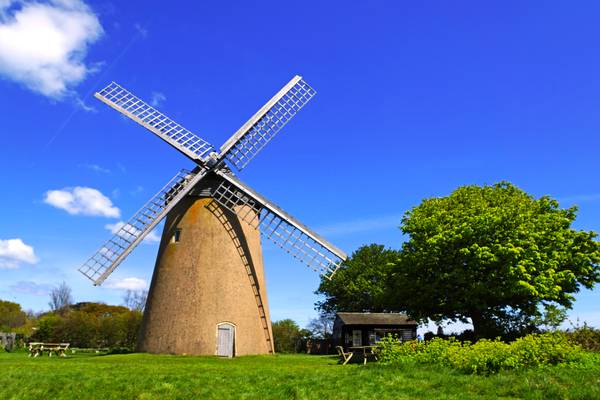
[0, 1, 598, 331]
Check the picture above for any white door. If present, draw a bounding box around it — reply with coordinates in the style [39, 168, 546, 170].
[352, 329, 362, 347]
[217, 324, 235, 357]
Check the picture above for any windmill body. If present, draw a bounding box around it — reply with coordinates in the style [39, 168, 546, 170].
[139, 195, 273, 355]
[79, 76, 346, 356]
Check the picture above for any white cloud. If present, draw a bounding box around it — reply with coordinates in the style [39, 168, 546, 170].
[133, 22, 147, 38]
[80, 163, 110, 173]
[0, 0, 103, 98]
[0, 238, 38, 268]
[74, 96, 96, 112]
[9, 280, 52, 296]
[105, 220, 137, 236]
[105, 277, 147, 291]
[105, 221, 161, 244]
[150, 91, 165, 107]
[144, 229, 161, 244]
[44, 186, 120, 217]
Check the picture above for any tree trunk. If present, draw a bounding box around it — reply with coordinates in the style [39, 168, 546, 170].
[470, 310, 504, 339]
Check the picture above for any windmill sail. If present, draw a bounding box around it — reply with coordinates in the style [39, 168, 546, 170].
[95, 82, 215, 162]
[79, 168, 208, 285]
[218, 76, 316, 171]
[84, 75, 346, 283]
[210, 171, 346, 278]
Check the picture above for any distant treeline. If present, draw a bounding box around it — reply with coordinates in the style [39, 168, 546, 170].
[1, 299, 142, 350]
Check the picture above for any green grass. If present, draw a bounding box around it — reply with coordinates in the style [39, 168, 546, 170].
[0, 351, 598, 399]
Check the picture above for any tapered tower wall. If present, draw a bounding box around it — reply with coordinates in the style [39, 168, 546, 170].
[137, 196, 274, 356]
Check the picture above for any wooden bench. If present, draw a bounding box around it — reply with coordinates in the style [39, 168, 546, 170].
[336, 346, 354, 365]
[28, 342, 70, 357]
[349, 345, 378, 365]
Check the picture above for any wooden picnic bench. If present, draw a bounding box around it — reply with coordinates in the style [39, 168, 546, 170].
[348, 345, 378, 365]
[28, 342, 70, 357]
[336, 346, 354, 365]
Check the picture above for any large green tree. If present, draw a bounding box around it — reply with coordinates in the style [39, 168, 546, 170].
[0, 300, 27, 331]
[315, 244, 400, 314]
[32, 302, 143, 349]
[394, 182, 600, 337]
[271, 319, 308, 353]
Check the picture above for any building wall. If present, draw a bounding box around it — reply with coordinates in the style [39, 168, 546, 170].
[337, 324, 417, 349]
[137, 196, 273, 356]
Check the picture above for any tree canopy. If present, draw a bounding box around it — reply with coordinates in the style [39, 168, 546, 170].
[315, 244, 400, 314]
[48, 281, 73, 315]
[0, 300, 27, 331]
[271, 319, 309, 353]
[393, 182, 600, 337]
[33, 302, 142, 348]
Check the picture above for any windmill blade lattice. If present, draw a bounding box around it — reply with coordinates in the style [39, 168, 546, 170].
[219, 76, 316, 171]
[81, 75, 346, 286]
[95, 82, 215, 162]
[79, 168, 207, 285]
[210, 171, 345, 278]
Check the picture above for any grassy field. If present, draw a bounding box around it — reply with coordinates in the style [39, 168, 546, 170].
[0, 351, 599, 399]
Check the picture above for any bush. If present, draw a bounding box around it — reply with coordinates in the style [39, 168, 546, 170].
[448, 339, 512, 374]
[374, 332, 585, 375]
[565, 324, 600, 352]
[30, 305, 143, 350]
[510, 332, 582, 367]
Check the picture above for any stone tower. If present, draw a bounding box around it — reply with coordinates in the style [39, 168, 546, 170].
[137, 188, 274, 356]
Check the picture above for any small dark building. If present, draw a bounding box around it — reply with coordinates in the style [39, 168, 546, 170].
[333, 312, 418, 349]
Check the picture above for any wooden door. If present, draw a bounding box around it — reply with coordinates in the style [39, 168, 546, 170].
[217, 323, 235, 357]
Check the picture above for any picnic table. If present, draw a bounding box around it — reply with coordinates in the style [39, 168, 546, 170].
[349, 345, 378, 365]
[28, 342, 70, 357]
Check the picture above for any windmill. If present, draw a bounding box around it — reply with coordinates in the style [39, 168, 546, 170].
[78, 75, 347, 356]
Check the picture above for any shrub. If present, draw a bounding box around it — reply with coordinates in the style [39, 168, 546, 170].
[374, 332, 585, 375]
[373, 335, 416, 363]
[510, 332, 582, 367]
[446, 339, 513, 374]
[565, 324, 600, 352]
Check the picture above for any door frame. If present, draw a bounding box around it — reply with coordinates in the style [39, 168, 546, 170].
[216, 322, 236, 357]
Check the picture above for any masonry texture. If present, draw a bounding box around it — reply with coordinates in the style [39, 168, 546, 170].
[137, 195, 274, 356]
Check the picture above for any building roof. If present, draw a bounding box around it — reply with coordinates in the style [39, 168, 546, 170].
[336, 312, 418, 326]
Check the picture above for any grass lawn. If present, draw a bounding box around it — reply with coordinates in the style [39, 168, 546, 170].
[0, 351, 598, 399]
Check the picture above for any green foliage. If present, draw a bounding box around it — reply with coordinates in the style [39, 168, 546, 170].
[56, 311, 98, 347]
[534, 304, 568, 330]
[374, 332, 586, 375]
[0, 300, 28, 331]
[395, 181, 600, 337]
[565, 323, 600, 352]
[31, 303, 142, 350]
[271, 319, 306, 353]
[315, 244, 400, 313]
[34, 314, 63, 342]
